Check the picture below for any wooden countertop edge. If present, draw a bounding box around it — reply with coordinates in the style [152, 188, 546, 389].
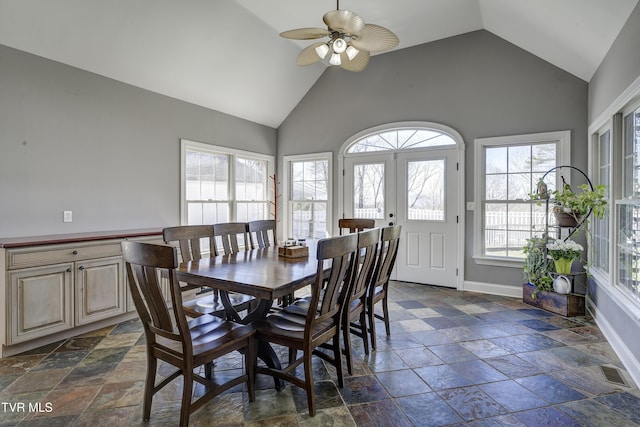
[0, 228, 163, 248]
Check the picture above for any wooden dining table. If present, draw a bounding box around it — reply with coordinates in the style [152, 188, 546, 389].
[176, 244, 324, 390]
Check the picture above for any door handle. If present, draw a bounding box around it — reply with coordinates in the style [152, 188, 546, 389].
[388, 222, 394, 226]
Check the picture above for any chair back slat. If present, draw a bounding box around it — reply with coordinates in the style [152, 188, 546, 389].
[348, 228, 380, 302]
[248, 219, 276, 249]
[122, 241, 185, 342]
[213, 223, 250, 255]
[339, 218, 375, 235]
[310, 234, 358, 326]
[162, 225, 215, 262]
[371, 225, 401, 291]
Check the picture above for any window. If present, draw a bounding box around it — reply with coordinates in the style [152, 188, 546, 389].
[352, 162, 385, 219]
[474, 131, 570, 265]
[181, 139, 274, 225]
[617, 106, 640, 303]
[347, 128, 456, 153]
[592, 128, 611, 274]
[283, 153, 332, 240]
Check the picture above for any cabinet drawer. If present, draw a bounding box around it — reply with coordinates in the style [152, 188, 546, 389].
[7, 242, 122, 269]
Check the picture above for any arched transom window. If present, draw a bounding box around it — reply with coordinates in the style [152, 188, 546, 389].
[346, 128, 457, 153]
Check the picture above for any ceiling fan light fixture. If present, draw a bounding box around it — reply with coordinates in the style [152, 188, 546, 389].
[315, 43, 330, 59]
[280, 0, 398, 72]
[332, 37, 347, 54]
[346, 45, 359, 60]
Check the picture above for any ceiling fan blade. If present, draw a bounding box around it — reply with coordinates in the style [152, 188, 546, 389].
[350, 24, 399, 52]
[280, 27, 330, 40]
[323, 10, 365, 35]
[296, 42, 326, 66]
[339, 49, 370, 72]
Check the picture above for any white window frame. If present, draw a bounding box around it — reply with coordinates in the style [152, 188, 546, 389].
[588, 75, 640, 318]
[180, 139, 274, 225]
[473, 130, 571, 267]
[614, 101, 640, 306]
[589, 123, 613, 281]
[282, 152, 333, 240]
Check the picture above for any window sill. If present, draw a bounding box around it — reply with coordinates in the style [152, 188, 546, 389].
[473, 255, 523, 269]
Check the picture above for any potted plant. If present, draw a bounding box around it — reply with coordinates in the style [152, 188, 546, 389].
[522, 236, 553, 298]
[522, 236, 586, 315]
[546, 238, 584, 275]
[551, 181, 607, 227]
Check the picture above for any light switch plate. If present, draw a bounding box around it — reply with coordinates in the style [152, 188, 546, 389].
[63, 211, 72, 222]
[466, 202, 474, 211]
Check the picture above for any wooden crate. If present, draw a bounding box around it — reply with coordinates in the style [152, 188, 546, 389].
[522, 283, 585, 317]
[278, 245, 309, 259]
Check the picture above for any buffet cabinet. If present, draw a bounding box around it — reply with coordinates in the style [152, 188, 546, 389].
[0, 229, 163, 357]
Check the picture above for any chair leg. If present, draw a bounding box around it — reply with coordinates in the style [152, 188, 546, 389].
[303, 350, 316, 416]
[179, 369, 193, 427]
[382, 297, 391, 337]
[246, 338, 257, 402]
[204, 361, 213, 379]
[289, 348, 297, 365]
[333, 334, 344, 388]
[368, 303, 378, 351]
[342, 315, 353, 375]
[359, 310, 370, 355]
[142, 354, 157, 421]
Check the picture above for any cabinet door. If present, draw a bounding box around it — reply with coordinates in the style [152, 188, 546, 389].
[75, 257, 125, 325]
[8, 263, 74, 344]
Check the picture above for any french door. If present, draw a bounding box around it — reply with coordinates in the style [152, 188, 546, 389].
[344, 149, 459, 287]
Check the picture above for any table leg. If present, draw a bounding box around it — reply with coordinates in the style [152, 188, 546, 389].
[239, 298, 286, 391]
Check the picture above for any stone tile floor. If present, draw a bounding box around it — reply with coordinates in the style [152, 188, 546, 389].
[1, 282, 639, 426]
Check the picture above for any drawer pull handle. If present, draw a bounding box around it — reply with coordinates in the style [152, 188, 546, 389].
[78, 266, 85, 271]
[72, 250, 78, 255]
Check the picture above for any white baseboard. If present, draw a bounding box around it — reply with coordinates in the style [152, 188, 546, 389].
[587, 296, 640, 388]
[462, 280, 522, 298]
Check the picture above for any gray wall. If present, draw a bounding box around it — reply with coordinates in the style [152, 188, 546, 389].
[587, 2, 640, 377]
[0, 44, 276, 238]
[278, 30, 588, 288]
[589, 2, 640, 122]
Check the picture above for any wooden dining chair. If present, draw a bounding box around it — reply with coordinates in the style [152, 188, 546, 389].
[121, 241, 256, 427]
[342, 228, 380, 374]
[248, 219, 276, 249]
[338, 218, 376, 235]
[213, 222, 251, 255]
[162, 225, 253, 319]
[254, 233, 358, 416]
[366, 225, 401, 350]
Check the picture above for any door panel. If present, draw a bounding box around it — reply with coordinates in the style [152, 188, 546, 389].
[344, 154, 396, 228]
[345, 149, 458, 287]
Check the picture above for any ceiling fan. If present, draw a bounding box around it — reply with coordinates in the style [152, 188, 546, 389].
[280, 0, 399, 72]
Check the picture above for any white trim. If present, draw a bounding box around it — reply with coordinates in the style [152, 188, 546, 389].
[338, 121, 466, 289]
[179, 139, 274, 225]
[462, 280, 523, 298]
[473, 130, 571, 267]
[587, 293, 640, 388]
[282, 152, 333, 241]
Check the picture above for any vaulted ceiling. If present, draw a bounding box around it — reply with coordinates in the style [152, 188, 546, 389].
[0, 0, 637, 128]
